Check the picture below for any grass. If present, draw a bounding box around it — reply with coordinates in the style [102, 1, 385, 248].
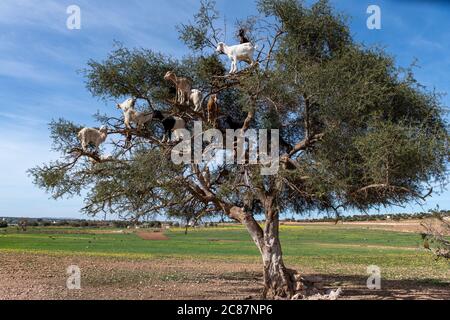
[0, 225, 448, 283]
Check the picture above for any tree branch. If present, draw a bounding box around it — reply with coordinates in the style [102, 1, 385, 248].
[288, 133, 324, 157]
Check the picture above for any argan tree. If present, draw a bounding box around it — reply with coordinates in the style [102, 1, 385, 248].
[422, 211, 450, 260]
[30, 0, 449, 299]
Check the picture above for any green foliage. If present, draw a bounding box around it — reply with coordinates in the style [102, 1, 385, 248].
[422, 210, 450, 260]
[49, 119, 83, 154]
[262, 0, 351, 62]
[83, 43, 178, 103]
[177, 0, 222, 52]
[193, 55, 226, 87]
[30, 0, 449, 223]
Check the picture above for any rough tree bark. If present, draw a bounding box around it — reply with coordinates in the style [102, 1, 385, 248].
[261, 209, 295, 299]
[229, 203, 295, 299]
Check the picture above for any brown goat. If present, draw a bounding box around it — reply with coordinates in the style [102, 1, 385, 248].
[164, 71, 192, 105]
[207, 94, 219, 125]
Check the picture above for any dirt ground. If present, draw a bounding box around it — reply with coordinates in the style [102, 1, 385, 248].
[286, 219, 449, 235]
[136, 231, 169, 241]
[0, 252, 448, 300]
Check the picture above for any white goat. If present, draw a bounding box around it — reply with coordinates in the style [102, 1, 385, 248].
[117, 98, 136, 129]
[216, 42, 256, 74]
[78, 126, 108, 152]
[117, 98, 135, 111]
[117, 98, 153, 130]
[190, 89, 203, 112]
[131, 110, 153, 130]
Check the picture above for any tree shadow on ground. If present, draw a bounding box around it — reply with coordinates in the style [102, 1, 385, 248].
[319, 274, 450, 300]
[220, 271, 449, 300]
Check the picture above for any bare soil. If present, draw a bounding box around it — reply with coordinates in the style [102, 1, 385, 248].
[136, 231, 169, 241]
[286, 219, 448, 234]
[0, 252, 448, 300]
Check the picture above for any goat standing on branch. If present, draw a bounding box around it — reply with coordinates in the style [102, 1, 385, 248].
[190, 89, 203, 112]
[31, 0, 450, 301]
[216, 42, 256, 74]
[117, 98, 153, 130]
[164, 71, 192, 105]
[78, 126, 108, 152]
[207, 94, 219, 125]
[116, 98, 135, 129]
[152, 110, 186, 143]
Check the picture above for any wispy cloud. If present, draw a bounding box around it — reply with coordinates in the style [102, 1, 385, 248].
[0, 0, 67, 31]
[76, 0, 194, 54]
[0, 128, 84, 218]
[410, 36, 444, 50]
[0, 111, 46, 127]
[0, 58, 74, 84]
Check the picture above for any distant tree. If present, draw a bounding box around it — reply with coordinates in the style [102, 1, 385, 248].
[112, 221, 130, 229]
[147, 221, 162, 228]
[18, 220, 28, 232]
[422, 211, 450, 260]
[29, 0, 449, 298]
[0, 221, 7, 228]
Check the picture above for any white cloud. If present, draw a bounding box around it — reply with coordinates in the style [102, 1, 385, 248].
[75, 0, 193, 54]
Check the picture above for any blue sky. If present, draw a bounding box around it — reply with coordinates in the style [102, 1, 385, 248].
[0, 0, 448, 219]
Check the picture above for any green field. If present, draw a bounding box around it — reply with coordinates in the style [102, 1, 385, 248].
[0, 225, 448, 283]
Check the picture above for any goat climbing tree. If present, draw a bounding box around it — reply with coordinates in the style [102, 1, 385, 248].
[30, 0, 449, 299]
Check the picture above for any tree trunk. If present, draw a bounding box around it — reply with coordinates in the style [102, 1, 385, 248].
[261, 204, 295, 299]
[229, 205, 295, 299]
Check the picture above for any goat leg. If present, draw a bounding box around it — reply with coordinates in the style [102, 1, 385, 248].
[229, 61, 235, 74]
